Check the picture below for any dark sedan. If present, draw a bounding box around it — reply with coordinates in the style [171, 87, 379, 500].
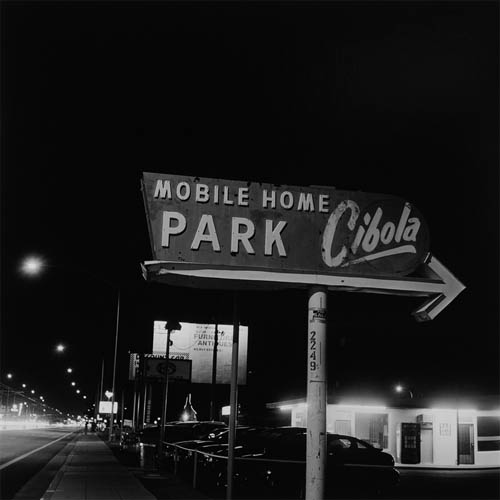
[120, 420, 227, 451]
[209, 427, 399, 498]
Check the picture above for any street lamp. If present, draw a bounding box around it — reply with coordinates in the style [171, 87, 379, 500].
[67, 368, 73, 374]
[55, 344, 66, 353]
[20, 256, 44, 276]
[6, 373, 13, 379]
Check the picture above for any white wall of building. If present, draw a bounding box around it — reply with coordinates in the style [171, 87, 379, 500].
[280, 402, 500, 467]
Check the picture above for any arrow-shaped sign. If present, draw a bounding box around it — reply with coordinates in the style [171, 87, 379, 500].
[141, 253, 465, 322]
[411, 254, 466, 322]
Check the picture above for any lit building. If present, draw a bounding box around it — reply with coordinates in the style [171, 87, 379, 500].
[266, 396, 500, 467]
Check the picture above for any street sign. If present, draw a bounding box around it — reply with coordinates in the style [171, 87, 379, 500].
[142, 173, 430, 278]
[142, 173, 464, 320]
[142, 355, 192, 381]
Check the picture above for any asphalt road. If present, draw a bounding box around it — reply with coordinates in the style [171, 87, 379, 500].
[0, 426, 79, 499]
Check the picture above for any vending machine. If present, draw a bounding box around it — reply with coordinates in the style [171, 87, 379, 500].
[396, 422, 421, 464]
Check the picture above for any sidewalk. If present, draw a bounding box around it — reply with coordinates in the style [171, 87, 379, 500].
[41, 433, 156, 500]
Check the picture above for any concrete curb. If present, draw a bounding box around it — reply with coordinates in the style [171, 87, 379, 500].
[39, 438, 79, 500]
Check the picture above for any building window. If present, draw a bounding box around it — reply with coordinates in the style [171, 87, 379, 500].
[334, 419, 352, 436]
[354, 413, 388, 449]
[477, 416, 500, 452]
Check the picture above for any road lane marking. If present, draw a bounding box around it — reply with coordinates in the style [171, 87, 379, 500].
[0, 431, 76, 470]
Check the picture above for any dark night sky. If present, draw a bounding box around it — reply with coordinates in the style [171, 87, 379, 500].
[1, 1, 499, 419]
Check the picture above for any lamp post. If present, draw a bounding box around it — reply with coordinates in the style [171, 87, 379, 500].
[20, 255, 122, 438]
[108, 289, 120, 441]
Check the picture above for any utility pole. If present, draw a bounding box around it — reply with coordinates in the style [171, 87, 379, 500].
[159, 320, 181, 454]
[226, 293, 240, 500]
[109, 290, 121, 441]
[210, 322, 219, 421]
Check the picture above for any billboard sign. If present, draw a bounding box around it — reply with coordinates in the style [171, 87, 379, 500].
[99, 401, 118, 414]
[142, 173, 430, 278]
[153, 321, 248, 384]
[129, 353, 140, 381]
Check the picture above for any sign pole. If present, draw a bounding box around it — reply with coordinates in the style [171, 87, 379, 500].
[306, 286, 327, 500]
[120, 390, 125, 436]
[227, 292, 240, 500]
[210, 322, 219, 421]
[109, 289, 121, 442]
[159, 328, 172, 454]
[132, 377, 138, 431]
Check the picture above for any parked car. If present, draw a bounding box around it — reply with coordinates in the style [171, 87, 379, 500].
[167, 426, 268, 481]
[119, 428, 141, 450]
[162, 421, 227, 445]
[208, 427, 399, 498]
[120, 420, 227, 451]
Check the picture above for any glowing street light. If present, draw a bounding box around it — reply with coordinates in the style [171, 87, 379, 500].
[22, 383, 27, 388]
[67, 368, 73, 373]
[55, 344, 66, 353]
[76, 389, 80, 394]
[31, 389, 35, 394]
[6, 373, 13, 379]
[20, 256, 44, 276]
[71, 382, 76, 386]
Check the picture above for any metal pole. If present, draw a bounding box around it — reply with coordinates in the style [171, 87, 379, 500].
[120, 390, 125, 436]
[146, 383, 152, 424]
[142, 383, 148, 428]
[132, 377, 138, 430]
[159, 328, 172, 454]
[108, 289, 121, 441]
[306, 286, 327, 500]
[94, 381, 100, 422]
[100, 359, 105, 402]
[136, 382, 143, 431]
[226, 292, 239, 500]
[192, 450, 198, 488]
[210, 322, 219, 421]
